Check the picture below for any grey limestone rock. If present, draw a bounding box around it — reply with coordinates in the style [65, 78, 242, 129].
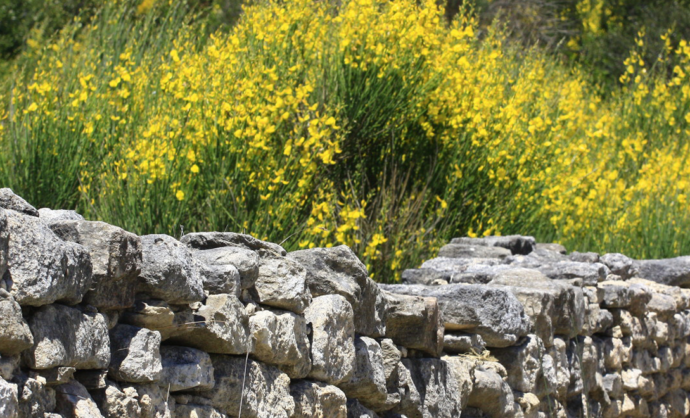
[443, 333, 485, 354]
[124, 382, 175, 418]
[288, 245, 385, 336]
[248, 309, 311, 379]
[291, 380, 348, 418]
[419, 257, 503, 274]
[451, 235, 536, 255]
[305, 295, 355, 385]
[25, 304, 110, 370]
[108, 324, 162, 383]
[536, 242, 567, 254]
[75, 369, 109, 390]
[0, 376, 19, 418]
[34, 367, 75, 386]
[252, 254, 311, 314]
[601, 253, 637, 280]
[38, 207, 85, 222]
[166, 293, 252, 355]
[181, 231, 287, 257]
[196, 247, 259, 289]
[193, 248, 243, 296]
[121, 299, 175, 331]
[205, 355, 294, 418]
[50, 220, 142, 310]
[487, 267, 585, 342]
[438, 243, 511, 259]
[5, 209, 92, 306]
[492, 334, 547, 394]
[16, 375, 56, 417]
[634, 256, 690, 287]
[160, 346, 214, 392]
[138, 234, 205, 304]
[569, 251, 600, 263]
[0, 354, 19, 380]
[401, 268, 451, 285]
[467, 365, 517, 417]
[599, 281, 652, 313]
[347, 398, 380, 418]
[0, 292, 33, 355]
[55, 380, 104, 418]
[338, 336, 388, 410]
[0, 188, 38, 216]
[173, 404, 228, 418]
[381, 291, 444, 357]
[392, 358, 463, 418]
[505, 248, 568, 267]
[380, 284, 529, 348]
[538, 261, 609, 286]
[92, 380, 142, 418]
[442, 356, 475, 409]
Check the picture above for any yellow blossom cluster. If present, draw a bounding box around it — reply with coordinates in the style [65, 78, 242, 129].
[3, 0, 690, 281]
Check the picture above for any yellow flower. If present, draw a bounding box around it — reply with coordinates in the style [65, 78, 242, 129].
[190, 164, 200, 173]
[176, 190, 185, 201]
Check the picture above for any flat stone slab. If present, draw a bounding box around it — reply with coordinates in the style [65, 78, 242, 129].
[380, 284, 529, 348]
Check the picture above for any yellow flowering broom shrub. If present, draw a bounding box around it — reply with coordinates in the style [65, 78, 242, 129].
[3, 0, 690, 281]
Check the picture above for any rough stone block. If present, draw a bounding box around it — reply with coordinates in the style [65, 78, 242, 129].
[160, 346, 214, 392]
[380, 283, 529, 348]
[0, 292, 33, 355]
[304, 295, 355, 385]
[288, 245, 385, 337]
[291, 380, 347, 418]
[380, 291, 444, 357]
[6, 210, 92, 306]
[49, 220, 142, 310]
[25, 304, 110, 370]
[138, 234, 204, 304]
[251, 254, 311, 314]
[109, 324, 162, 383]
[249, 309, 311, 379]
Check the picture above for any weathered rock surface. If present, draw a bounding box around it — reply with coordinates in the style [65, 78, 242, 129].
[251, 254, 312, 313]
[538, 261, 609, 286]
[181, 232, 287, 257]
[443, 332, 485, 354]
[204, 355, 294, 418]
[0, 292, 33, 355]
[138, 234, 204, 304]
[173, 404, 227, 418]
[419, 257, 503, 274]
[249, 309, 311, 379]
[347, 398, 380, 418]
[438, 243, 512, 259]
[6, 210, 92, 306]
[601, 253, 637, 280]
[291, 380, 347, 418]
[120, 299, 175, 331]
[381, 283, 529, 347]
[160, 346, 214, 392]
[467, 364, 517, 417]
[393, 358, 463, 418]
[55, 380, 104, 418]
[0, 188, 38, 216]
[195, 246, 259, 289]
[304, 295, 355, 385]
[0, 377, 19, 418]
[92, 380, 142, 418]
[0, 210, 8, 280]
[492, 334, 549, 394]
[443, 356, 475, 409]
[288, 245, 385, 337]
[380, 291, 444, 357]
[108, 324, 162, 383]
[166, 294, 252, 355]
[487, 268, 585, 341]
[49, 220, 142, 309]
[401, 268, 451, 285]
[25, 304, 110, 370]
[39, 207, 85, 222]
[450, 235, 536, 255]
[338, 336, 388, 409]
[124, 382, 175, 418]
[193, 248, 242, 296]
[634, 256, 690, 287]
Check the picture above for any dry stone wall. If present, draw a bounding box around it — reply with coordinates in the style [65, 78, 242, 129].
[2, 187, 690, 417]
